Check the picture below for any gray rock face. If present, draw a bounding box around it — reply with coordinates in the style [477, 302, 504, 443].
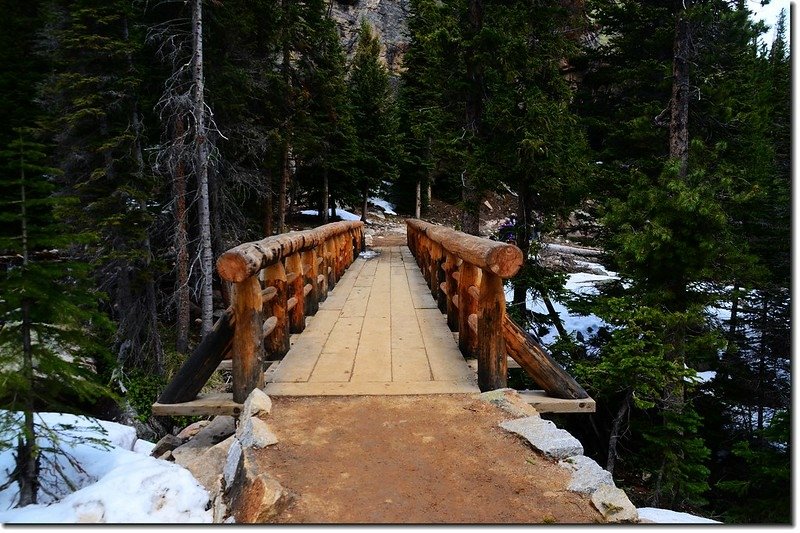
[151, 434, 184, 458]
[223, 438, 243, 491]
[499, 416, 584, 459]
[330, 0, 411, 74]
[176, 420, 211, 440]
[174, 435, 235, 493]
[591, 484, 639, 523]
[172, 415, 236, 463]
[559, 455, 615, 494]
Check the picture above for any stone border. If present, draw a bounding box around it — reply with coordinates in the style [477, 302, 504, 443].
[150, 389, 291, 523]
[481, 388, 638, 523]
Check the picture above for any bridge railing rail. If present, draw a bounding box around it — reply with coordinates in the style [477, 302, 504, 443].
[406, 219, 589, 400]
[157, 221, 364, 407]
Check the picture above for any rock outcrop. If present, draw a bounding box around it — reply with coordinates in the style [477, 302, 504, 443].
[329, 0, 410, 75]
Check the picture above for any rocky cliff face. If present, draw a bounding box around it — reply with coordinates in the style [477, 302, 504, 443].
[329, 0, 411, 75]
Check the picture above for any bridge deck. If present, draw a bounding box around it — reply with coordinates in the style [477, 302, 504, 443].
[264, 246, 479, 396]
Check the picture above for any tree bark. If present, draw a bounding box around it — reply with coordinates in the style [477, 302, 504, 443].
[192, 0, 214, 336]
[415, 180, 422, 218]
[669, 4, 691, 178]
[16, 154, 39, 507]
[512, 187, 531, 312]
[461, 0, 484, 236]
[607, 390, 632, 476]
[322, 169, 330, 223]
[264, 169, 274, 236]
[361, 182, 369, 222]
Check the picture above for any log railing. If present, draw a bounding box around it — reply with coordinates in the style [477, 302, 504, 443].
[158, 221, 364, 406]
[406, 219, 589, 399]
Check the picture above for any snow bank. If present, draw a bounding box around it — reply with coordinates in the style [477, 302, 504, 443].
[0, 411, 210, 523]
[299, 208, 361, 221]
[368, 197, 397, 215]
[638, 507, 721, 524]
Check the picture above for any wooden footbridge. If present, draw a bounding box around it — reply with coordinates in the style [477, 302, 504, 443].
[153, 220, 594, 417]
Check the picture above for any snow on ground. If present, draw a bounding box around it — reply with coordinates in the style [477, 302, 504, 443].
[368, 197, 396, 215]
[299, 208, 361, 221]
[508, 261, 617, 345]
[0, 411, 211, 523]
[637, 507, 721, 524]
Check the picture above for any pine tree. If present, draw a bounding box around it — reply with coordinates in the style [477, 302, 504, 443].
[348, 20, 399, 221]
[0, 130, 113, 506]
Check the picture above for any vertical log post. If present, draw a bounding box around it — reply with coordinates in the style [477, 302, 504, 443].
[457, 262, 480, 357]
[231, 276, 265, 403]
[286, 253, 305, 333]
[316, 245, 328, 302]
[477, 271, 507, 391]
[302, 248, 319, 316]
[440, 253, 458, 325]
[324, 239, 336, 290]
[429, 242, 443, 297]
[263, 261, 290, 360]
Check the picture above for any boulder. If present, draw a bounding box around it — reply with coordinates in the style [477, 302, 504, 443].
[591, 484, 638, 523]
[151, 434, 184, 458]
[237, 417, 279, 449]
[499, 416, 583, 459]
[479, 388, 539, 418]
[227, 449, 292, 523]
[559, 455, 615, 494]
[177, 419, 211, 440]
[242, 389, 272, 420]
[175, 435, 235, 493]
[172, 415, 236, 463]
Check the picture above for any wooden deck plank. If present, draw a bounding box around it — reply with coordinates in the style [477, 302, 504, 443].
[308, 316, 364, 382]
[416, 308, 476, 384]
[350, 258, 392, 382]
[518, 390, 596, 413]
[263, 380, 478, 396]
[339, 286, 371, 317]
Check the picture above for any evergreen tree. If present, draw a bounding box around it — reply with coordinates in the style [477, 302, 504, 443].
[39, 0, 164, 374]
[0, 130, 113, 506]
[348, 20, 399, 221]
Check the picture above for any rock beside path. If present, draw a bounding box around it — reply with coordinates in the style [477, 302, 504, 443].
[499, 416, 584, 459]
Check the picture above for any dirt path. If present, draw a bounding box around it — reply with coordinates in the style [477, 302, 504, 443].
[253, 395, 601, 524]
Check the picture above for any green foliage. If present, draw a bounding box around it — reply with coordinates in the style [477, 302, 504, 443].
[348, 20, 400, 205]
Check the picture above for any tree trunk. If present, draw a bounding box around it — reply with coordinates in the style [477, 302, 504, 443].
[607, 390, 632, 476]
[279, 145, 289, 234]
[756, 295, 769, 435]
[174, 123, 191, 353]
[361, 182, 369, 222]
[415, 180, 421, 218]
[16, 155, 39, 507]
[264, 169, 273, 236]
[669, 4, 691, 179]
[192, 0, 214, 336]
[513, 187, 531, 312]
[322, 169, 330, 223]
[461, 0, 484, 236]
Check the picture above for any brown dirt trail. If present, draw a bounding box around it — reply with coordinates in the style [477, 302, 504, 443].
[252, 395, 601, 524]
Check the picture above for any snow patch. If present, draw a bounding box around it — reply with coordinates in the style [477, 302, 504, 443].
[368, 197, 397, 215]
[299, 209, 361, 221]
[637, 507, 721, 524]
[0, 411, 210, 523]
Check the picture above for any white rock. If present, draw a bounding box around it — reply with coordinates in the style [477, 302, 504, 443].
[237, 417, 279, 449]
[559, 455, 615, 494]
[242, 389, 272, 420]
[479, 388, 539, 418]
[591, 484, 638, 523]
[499, 416, 584, 459]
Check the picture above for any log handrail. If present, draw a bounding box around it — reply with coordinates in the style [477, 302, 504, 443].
[159, 221, 364, 405]
[406, 218, 588, 399]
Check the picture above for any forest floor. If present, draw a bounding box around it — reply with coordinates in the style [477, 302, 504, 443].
[254, 395, 602, 524]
